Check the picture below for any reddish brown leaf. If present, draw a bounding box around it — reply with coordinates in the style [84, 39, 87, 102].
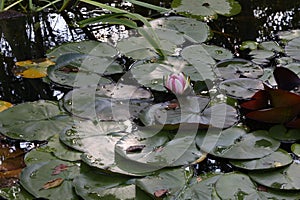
[246, 105, 300, 123]
[266, 88, 300, 107]
[0, 168, 22, 179]
[241, 90, 269, 110]
[41, 178, 64, 190]
[154, 189, 168, 198]
[273, 67, 300, 91]
[52, 164, 69, 175]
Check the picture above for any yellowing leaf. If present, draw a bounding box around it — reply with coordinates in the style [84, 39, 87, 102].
[14, 58, 55, 78]
[17, 68, 47, 78]
[0, 101, 13, 112]
[42, 178, 64, 190]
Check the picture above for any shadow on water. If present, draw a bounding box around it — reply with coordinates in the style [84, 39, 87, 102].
[0, 0, 299, 188]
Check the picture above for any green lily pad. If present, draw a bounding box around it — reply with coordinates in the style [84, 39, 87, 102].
[20, 160, 80, 199]
[285, 37, 300, 61]
[278, 29, 300, 41]
[47, 40, 118, 60]
[115, 128, 202, 174]
[150, 16, 211, 43]
[215, 58, 263, 80]
[0, 184, 35, 200]
[60, 119, 132, 175]
[196, 128, 280, 159]
[39, 134, 82, 162]
[24, 148, 58, 166]
[171, 0, 241, 19]
[219, 78, 264, 99]
[202, 44, 233, 61]
[0, 100, 73, 141]
[140, 96, 238, 129]
[130, 56, 213, 91]
[47, 53, 115, 88]
[250, 49, 275, 65]
[73, 164, 136, 200]
[240, 41, 258, 50]
[216, 172, 300, 199]
[136, 168, 190, 199]
[62, 83, 152, 120]
[291, 143, 300, 157]
[269, 124, 300, 142]
[230, 149, 293, 170]
[181, 44, 216, 81]
[259, 41, 283, 52]
[249, 162, 300, 190]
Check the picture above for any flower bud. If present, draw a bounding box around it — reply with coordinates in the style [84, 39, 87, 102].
[164, 72, 190, 95]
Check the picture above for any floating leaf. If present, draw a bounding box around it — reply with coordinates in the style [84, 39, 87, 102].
[42, 178, 64, 190]
[196, 128, 280, 159]
[278, 29, 300, 41]
[219, 78, 264, 99]
[202, 44, 233, 61]
[47, 40, 118, 61]
[60, 119, 132, 175]
[171, 0, 241, 19]
[240, 90, 269, 110]
[273, 67, 300, 91]
[20, 160, 80, 199]
[62, 83, 152, 120]
[215, 58, 263, 80]
[240, 41, 258, 50]
[0, 100, 13, 112]
[0, 100, 73, 140]
[230, 149, 293, 170]
[115, 129, 203, 174]
[259, 41, 283, 52]
[216, 172, 300, 199]
[140, 96, 238, 129]
[52, 164, 69, 175]
[14, 58, 55, 78]
[269, 124, 300, 142]
[285, 37, 300, 61]
[150, 16, 211, 43]
[73, 164, 136, 200]
[291, 143, 300, 157]
[249, 162, 300, 190]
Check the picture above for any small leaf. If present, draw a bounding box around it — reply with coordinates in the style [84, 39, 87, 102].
[14, 58, 55, 78]
[154, 189, 168, 198]
[0, 100, 13, 112]
[41, 178, 64, 190]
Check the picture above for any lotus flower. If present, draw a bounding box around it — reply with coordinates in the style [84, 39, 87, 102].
[164, 72, 190, 95]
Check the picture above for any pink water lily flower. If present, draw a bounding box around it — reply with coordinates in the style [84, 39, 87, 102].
[164, 72, 190, 95]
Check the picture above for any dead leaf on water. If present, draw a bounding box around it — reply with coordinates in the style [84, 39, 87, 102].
[41, 178, 64, 190]
[14, 58, 55, 78]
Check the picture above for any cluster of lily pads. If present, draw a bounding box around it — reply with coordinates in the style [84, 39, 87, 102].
[1, 0, 300, 199]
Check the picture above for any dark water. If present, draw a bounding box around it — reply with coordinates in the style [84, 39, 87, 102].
[0, 0, 299, 187]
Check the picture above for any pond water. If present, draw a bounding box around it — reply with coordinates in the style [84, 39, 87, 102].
[0, 0, 300, 193]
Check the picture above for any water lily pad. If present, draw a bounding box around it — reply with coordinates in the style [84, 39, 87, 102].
[250, 49, 275, 65]
[291, 143, 300, 157]
[60, 119, 132, 174]
[39, 134, 82, 162]
[171, 0, 241, 19]
[24, 148, 57, 166]
[278, 29, 300, 41]
[249, 162, 300, 190]
[47, 53, 117, 88]
[181, 44, 216, 81]
[139, 96, 238, 129]
[47, 40, 118, 60]
[20, 160, 80, 199]
[202, 44, 233, 61]
[230, 149, 293, 170]
[150, 16, 211, 43]
[62, 83, 152, 120]
[215, 58, 263, 80]
[73, 164, 136, 200]
[219, 78, 264, 99]
[115, 128, 203, 174]
[0, 184, 35, 200]
[0, 100, 73, 141]
[196, 128, 280, 159]
[130, 56, 212, 91]
[269, 124, 300, 142]
[259, 41, 283, 52]
[240, 41, 258, 50]
[216, 172, 300, 199]
[285, 37, 300, 61]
